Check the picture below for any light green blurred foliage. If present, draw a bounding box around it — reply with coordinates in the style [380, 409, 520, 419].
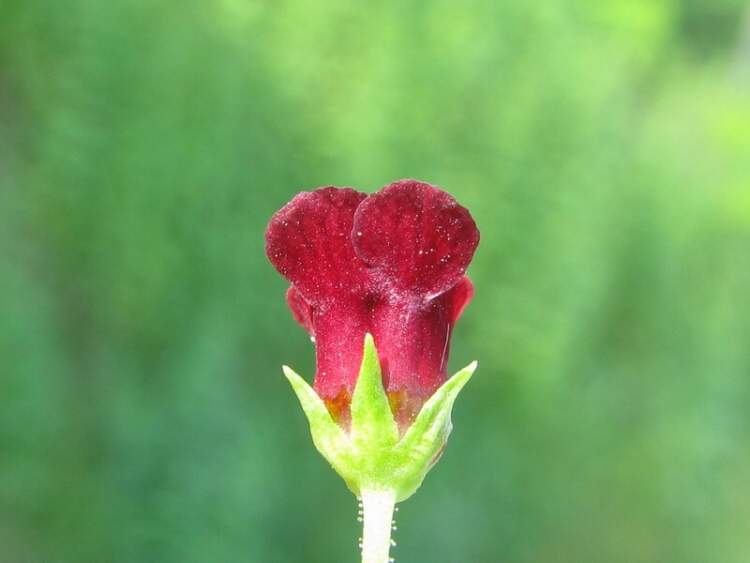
[1, 1, 749, 562]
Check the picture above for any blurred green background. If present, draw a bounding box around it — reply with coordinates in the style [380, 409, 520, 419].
[1, 1, 750, 562]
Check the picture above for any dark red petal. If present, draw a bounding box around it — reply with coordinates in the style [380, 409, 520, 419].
[265, 187, 370, 300]
[353, 180, 480, 296]
[371, 295, 453, 427]
[373, 297, 451, 394]
[286, 286, 314, 334]
[444, 276, 474, 323]
[311, 297, 374, 399]
[371, 277, 475, 428]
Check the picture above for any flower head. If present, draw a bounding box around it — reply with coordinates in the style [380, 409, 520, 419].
[266, 180, 479, 430]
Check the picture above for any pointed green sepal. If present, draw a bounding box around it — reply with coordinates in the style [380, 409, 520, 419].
[350, 334, 399, 452]
[282, 365, 358, 491]
[283, 335, 477, 502]
[391, 361, 477, 500]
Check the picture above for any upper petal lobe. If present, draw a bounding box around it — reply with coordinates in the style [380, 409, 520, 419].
[352, 180, 480, 297]
[265, 187, 370, 300]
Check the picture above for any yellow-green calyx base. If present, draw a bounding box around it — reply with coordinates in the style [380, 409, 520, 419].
[283, 334, 477, 503]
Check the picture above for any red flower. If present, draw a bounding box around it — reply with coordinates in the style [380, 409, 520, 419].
[266, 180, 479, 429]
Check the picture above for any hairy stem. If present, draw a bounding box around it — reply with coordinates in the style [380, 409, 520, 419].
[360, 489, 396, 563]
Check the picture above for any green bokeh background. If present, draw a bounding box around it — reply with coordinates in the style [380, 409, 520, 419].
[2, 1, 749, 562]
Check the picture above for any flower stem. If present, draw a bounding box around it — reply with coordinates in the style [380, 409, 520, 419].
[360, 489, 396, 563]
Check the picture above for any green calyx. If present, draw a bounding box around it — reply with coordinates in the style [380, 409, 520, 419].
[283, 334, 477, 502]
